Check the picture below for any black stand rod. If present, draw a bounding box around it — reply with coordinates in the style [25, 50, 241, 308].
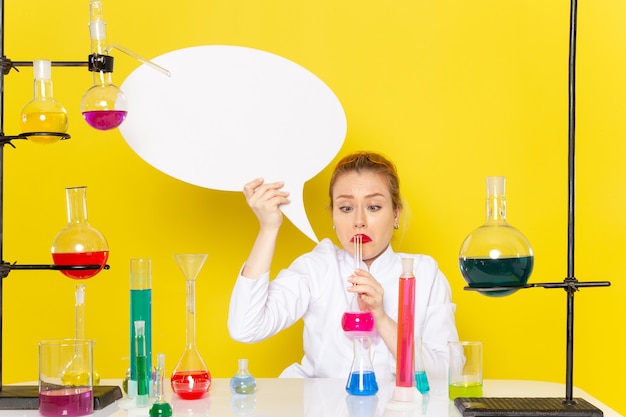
[460, 0, 612, 414]
[565, 0, 579, 403]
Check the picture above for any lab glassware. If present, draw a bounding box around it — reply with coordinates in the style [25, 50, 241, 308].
[19, 59, 68, 144]
[65, 284, 100, 386]
[51, 186, 109, 279]
[414, 337, 430, 394]
[39, 339, 94, 417]
[128, 258, 153, 399]
[134, 320, 150, 407]
[170, 254, 211, 400]
[230, 358, 256, 395]
[458, 176, 534, 296]
[80, 0, 127, 130]
[343, 234, 378, 396]
[394, 257, 415, 401]
[150, 354, 173, 417]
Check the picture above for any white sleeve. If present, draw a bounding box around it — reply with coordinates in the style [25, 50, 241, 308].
[227, 262, 312, 343]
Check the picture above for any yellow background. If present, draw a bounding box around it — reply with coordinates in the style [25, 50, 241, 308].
[2, 0, 625, 414]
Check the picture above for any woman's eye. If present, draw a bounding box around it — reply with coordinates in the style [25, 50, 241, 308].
[368, 205, 381, 212]
[339, 206, 353, 213]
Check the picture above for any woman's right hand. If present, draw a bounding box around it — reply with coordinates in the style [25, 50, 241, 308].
[243, 178, 290, 230]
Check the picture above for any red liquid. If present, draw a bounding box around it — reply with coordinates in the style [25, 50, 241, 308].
[82, 110, 127, 130]
[52, 251, 109, 279]
[171, 370, 211, 399]
[396, 277, 416, 387]
[39, 387, 93, 417]
[341, 311, 375, 333]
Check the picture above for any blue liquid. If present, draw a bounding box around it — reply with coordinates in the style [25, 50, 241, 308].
[230, 375, 257, 395]
[346, 371, 378, 396]
[130, 289, 152, 381]
[415, 371, 430, 394]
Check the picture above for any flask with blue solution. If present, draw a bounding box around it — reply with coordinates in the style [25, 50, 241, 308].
[414, 337, 430, 395]
[230, 359, 257, 395]
[346, 336, 378, 396]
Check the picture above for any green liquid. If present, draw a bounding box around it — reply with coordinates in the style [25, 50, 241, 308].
[449, 381, 483, 400]
[150, 402, 173, 417]
[136, 355, 149, 396]
[459, 256, 533, 297]
[130, 289, 152, 380]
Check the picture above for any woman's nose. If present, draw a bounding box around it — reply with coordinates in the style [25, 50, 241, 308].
[353, 209, 366, 229]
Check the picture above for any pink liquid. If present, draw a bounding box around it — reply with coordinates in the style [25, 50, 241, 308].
[396, 277, 416, 387]
[341, 311, 375, 333]
[171, 370, 211, 399]
[52, 251, 109, 279]
[39, 387, 93, 417]
[82, 110, 127, 130]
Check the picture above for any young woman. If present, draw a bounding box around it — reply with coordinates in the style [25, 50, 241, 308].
[228, 151, 458, 389]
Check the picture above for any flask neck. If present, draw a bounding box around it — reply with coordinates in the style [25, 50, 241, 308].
[486, 195, 507, 225]
[237, 359, 250, 376]
[185, 279, 197, 348]
[34, 79, 54, 100]
[92, 70, 114, 87]
[66, 187, 89, 224]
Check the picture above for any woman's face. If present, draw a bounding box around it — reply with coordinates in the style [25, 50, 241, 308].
[332, 171, 400, 267]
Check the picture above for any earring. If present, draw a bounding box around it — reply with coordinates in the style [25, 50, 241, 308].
[394, 224, 399, 229]
[333, 225, 336, 230]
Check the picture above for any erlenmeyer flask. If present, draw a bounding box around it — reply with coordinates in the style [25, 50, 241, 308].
[19, 59, 68, 144]
[459, 176, 534, 296]
[51, 186, 109, 279]
[346, 335, 378, 396]
[171, 254, 211, 400]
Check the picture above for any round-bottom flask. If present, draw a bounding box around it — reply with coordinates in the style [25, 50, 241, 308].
[230, 359, 256, 395]
[51, 186, 109, 279]
[459, 176, 534, 296]
[346, 336, 378, 396]
[170, 254, 211, 400]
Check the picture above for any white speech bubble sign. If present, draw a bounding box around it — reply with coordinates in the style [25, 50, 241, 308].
[119, 45, 346, 242]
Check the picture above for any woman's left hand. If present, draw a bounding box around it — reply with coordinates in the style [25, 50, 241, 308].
[346, 269, 386, 321]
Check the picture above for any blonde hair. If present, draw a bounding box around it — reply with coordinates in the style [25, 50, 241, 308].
[329, 151, 402, 211]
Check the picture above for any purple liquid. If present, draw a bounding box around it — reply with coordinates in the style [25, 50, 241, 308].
[341, 311, 375, 333]
[82, 110, 127, 130]
[39, 387, 93, 417]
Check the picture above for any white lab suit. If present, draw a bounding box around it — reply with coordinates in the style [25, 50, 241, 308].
[228, 238, 458, 392]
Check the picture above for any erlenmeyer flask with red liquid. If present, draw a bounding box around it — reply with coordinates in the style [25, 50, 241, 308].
[170, 254, 211, 400]
[51, 186, 109, 279]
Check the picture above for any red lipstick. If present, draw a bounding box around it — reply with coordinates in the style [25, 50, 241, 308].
[351, 234, 372, 244]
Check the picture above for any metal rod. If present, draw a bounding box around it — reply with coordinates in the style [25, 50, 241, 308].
[10, 61, 88, 68]
[464, 280, 611, 292]
[0, 0, 7, 389]
[565, 0, 579, 403]
[6, 264, 110, 270]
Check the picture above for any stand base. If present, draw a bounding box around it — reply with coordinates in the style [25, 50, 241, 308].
[454, 397, 603, 417]
[0, 385, 123, 410]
